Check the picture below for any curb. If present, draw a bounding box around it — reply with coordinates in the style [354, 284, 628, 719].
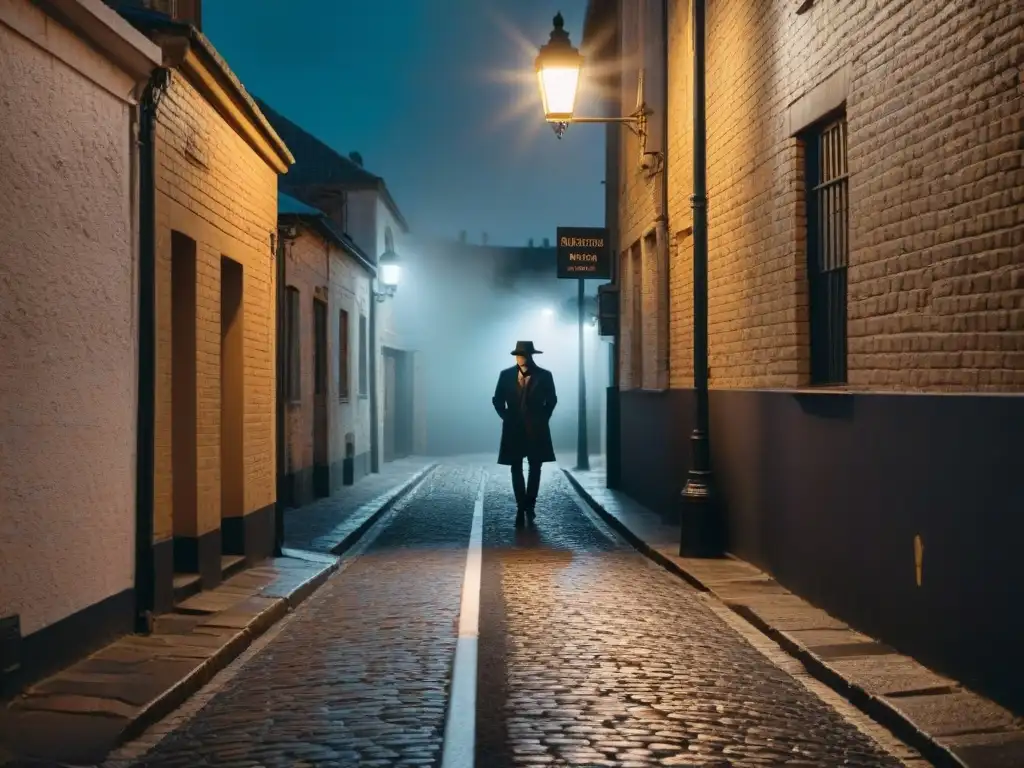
[329, 463, 438, 556]
[116, 557, 339, 750]
[109, 464, 438, 757]
[563, 468, 966, 768]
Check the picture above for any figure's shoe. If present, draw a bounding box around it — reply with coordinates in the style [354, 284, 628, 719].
[526, 504, 536, 522]
[515, 509, 526, 528]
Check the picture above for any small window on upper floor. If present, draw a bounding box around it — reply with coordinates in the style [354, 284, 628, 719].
[384, 226, 394, 253]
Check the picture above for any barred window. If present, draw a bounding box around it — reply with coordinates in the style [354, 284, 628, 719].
[805, 116, 849, 385]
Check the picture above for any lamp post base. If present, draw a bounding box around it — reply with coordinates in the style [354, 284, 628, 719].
[680, 472, 724, 558]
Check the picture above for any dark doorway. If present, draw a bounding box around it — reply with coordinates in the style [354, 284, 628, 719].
[382, 347, 414, 462]
[171, 232, 198, 573]
[312, 297, 329, 497]
[220, 257, 244, 534]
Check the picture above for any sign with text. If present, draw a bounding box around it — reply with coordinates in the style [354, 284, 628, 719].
[556, 226, 611, 280]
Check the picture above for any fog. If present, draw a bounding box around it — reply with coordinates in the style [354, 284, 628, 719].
[391, 237, 610, 461]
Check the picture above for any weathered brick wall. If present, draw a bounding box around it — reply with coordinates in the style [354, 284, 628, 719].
[283, 229, 329, 502]
[619, 0, 1024, 392]
[153, 69, 279, 541]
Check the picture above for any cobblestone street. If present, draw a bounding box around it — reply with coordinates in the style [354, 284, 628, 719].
[110, 460, 918, 767]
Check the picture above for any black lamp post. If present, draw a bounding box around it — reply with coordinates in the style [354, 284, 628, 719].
[679, 0, 722, 558]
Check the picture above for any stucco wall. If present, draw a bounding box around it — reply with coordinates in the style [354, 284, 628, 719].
[152, 69, 279, 543]
[0, 3, 139, 633]
[328, 247, 372, 472]
[345, 190, 378, 260]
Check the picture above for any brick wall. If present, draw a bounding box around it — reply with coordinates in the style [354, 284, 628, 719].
[614, 0, 1024, 393]
[283, 229, 329, 503]
[153, 69, 279, 542]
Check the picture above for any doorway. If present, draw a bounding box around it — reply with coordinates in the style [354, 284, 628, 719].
[220, 257, 244, 534]
[382, 347, 414, 462]
[312, 297, 329, 497]
[171, 232, 198, 572]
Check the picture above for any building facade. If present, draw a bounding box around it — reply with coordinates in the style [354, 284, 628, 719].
[277, 193, 376, 504]
[258, 102, 422, 471]
[588, 0, 1024, 712]
[0, 0, 161, 691]
[116, 4, 293, 611]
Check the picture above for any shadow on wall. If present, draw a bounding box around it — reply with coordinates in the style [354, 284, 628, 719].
[618, 388, 1024, 715]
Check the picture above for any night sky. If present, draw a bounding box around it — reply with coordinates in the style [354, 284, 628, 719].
[203, 0, 606, 247]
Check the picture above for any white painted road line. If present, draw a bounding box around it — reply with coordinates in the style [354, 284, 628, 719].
[441, 472, 486, 768]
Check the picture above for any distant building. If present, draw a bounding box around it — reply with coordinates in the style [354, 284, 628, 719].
[0, 0, 161, 694]
[277, 193, 377, 505]
[399, 237, 611, 458]
[586, 0, 1024, 713]
[257, 101, 421, 469]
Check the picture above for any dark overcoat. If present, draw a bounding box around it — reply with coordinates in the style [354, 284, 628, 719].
[492, 364, 557, 465]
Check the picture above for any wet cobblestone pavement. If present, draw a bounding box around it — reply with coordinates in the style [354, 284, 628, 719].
[111, 460, 915, 767]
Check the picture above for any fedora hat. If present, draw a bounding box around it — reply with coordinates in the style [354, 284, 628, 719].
[511, 340, 542, 356]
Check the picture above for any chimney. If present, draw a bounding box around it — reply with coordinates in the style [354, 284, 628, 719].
[542, 237, 550, 247]
[458, 230, 467, 243]
[176, 0, 201, 29]
[348, 151, 364, 167]
[482, 232, 489, 245]
[528, 238, 534, 247]
[121, 0, 202, 29]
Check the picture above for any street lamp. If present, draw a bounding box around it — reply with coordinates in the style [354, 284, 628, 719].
[535, 12, 652, 147]
[374, 248, 400, 302]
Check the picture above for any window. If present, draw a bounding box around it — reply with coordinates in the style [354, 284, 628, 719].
[630, 241, 643, 388]
[805, 115, 849, 385]
[358, 314, 368, 397]
[338, 309, 350, 401]
[313, 298, 327, 396]
[384, 226, 394, 253]
[284, 287, 301, 402]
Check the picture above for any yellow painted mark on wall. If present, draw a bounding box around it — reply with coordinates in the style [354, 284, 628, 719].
[914, 535, 924, 587]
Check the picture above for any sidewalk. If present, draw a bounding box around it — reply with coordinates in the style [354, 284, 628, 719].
[563, 464, 1024, 768]
[0, 459, 437, 767]
[284, 456, 437, 553]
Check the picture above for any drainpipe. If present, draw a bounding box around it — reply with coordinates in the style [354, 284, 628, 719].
[606, 0, 623, 490]
[274, 229, 286, 556]
[369, 288, 380, 473]
[657, 0, 670, 389]
[134, 68, 169, 634]
[679, 0, 723, 557]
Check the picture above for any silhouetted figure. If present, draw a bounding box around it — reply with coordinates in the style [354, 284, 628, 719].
[492, 341, 558, 527]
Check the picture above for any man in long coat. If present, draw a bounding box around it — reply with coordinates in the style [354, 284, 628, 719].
[492, 340, 558, 526]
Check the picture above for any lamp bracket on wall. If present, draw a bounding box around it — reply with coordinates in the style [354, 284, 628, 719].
[373, 283, 396, 303]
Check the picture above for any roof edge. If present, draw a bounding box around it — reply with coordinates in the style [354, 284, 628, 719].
[119, 7, 294, 172]
[278, 212, 376, 276]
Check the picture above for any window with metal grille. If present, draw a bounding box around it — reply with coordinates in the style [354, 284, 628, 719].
[284, 286, 301, 402]
[338, 309, 350, 401]
[805, 116, 849, 385]
[358, 314, 369, 397]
